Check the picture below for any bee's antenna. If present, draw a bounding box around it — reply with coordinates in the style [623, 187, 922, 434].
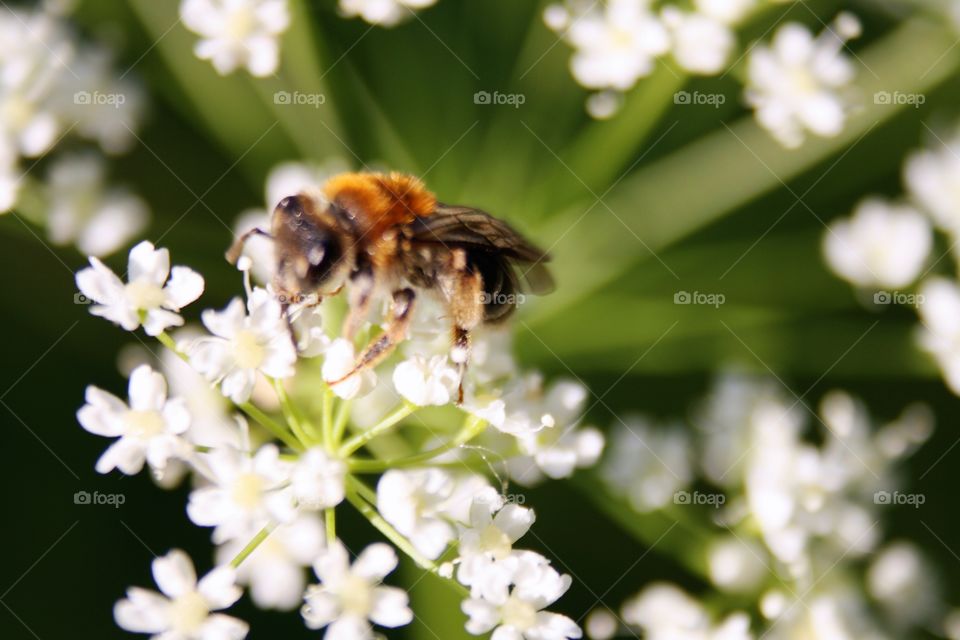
[225, 227, 273, 265]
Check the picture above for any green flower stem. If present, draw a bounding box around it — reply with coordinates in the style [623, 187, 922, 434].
[344, 476, 469, 597]
[338, 402, 418, 457]
[332, 398, 352, 446]
[349, 414, 487, 473]
[322, 387, 335, 452]
[230, 523, 273, 568]
[155, 330, 188, 362]
[239, 402, 303, 452]
[325, 508, 336, 542]
[271, 378, 316, 447]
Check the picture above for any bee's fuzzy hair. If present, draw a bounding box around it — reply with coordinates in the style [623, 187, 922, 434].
[324, 172, 436, 223]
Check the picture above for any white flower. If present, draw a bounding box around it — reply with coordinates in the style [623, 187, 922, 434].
[866, 542, 939, 627]
[744, 14, 860, 148]
[77, 364, 190, 475]
[706, 537, 768, 593]
[291, 447, 346, 510]
[823, 197, 931, 289]
[467, 374, 568, 437]
[180, 0, 290, 77]
[76, 240, 205, 335]
[45, 153, 149, 257]
[301, 539, 413, 637]
[461, 551, 580, 640]
[555, 0, 669, 91]
[393, 354, 459, 406]
[456, 491, 536, 601]
[904, 132, 960, 233]
[661, 6, 734, 75]
[621, 583, 752, 640]
[917, 277, 960, 395]
[601, 417, 692, 512]
[187, 444, 294, 543]
[695, 0, 755, 24]
[114, 549, 247, 640]
[323, 338, 376, 400]
[216, 514, 325, 610]
[338, 0, 437, 27]
[376, 468, 459, 560]
[186, 287, 297, 404]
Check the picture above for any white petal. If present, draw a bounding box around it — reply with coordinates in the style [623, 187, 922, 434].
[128, 365, 167, 412]
[352, 543, 398, 581]
[198, 566, 242, 609]
[165, 266, 205, 309]
[128, 241, 170, 285]
[152, 549, 198, 598]
[369, 586, 413, 628]
[113, 587, 170, 633]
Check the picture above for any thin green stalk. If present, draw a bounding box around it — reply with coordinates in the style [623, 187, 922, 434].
[155, 330, 188, 362]
[230, 524, 273, 568]
[322, 387, 335, 452]
[344, 476, 468, 597]
[239, 402, 303, 452]
[349, 414, 487, 473]
[332, 398, 352, 445]
[339, 402, 418, 456]
[271, 378, 316, 447]
[325, 508, 336, 542]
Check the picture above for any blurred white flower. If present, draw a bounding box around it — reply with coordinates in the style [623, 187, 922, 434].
[393, 354, 458, 406]
[601, 416, 692, 512]
[339, 0, 437, 27]
[621, 583, 752, 640]
[823, 197, 931, 289]
[867, 541, 940, 628]
[916, 277, 960, 395]
[76, 240, 205, 335]
[461, 551, 580, 640]
[376, 467, 460, 560]
[114, 549, 247, 640]
[186, 288, 296, 404]
[707, 537, 768, 593]
[549, 0, 669, 91]
[290, 447, 346, 510]
[904, 132, 960, 234]
[77, 364, 190, 476]
[661, 6, 734, 75]
[187, 443, 294, 543]
[216, 514, 325, 611]
[180, 0, 290, 77]
[301, 539, 413, 636]
[46, 153, 149, 257]
[745, 13, 861, 148]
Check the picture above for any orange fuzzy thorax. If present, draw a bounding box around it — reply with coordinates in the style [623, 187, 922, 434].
[323, 172, 436, 231]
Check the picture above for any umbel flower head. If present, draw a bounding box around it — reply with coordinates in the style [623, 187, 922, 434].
[74, 230, 594, 640]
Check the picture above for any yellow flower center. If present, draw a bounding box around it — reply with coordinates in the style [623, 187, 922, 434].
[233, 330, 265, 370]
[479, 524, 512, 560]
[124, 410, 165, 438]
[226, 6, 256, 39]
[125, 279, 166, 310]
[169, 591, 210, 634]
[231, 472, 264, 509]
[501, 594, 538, 631]
[339, 574, 373, 616]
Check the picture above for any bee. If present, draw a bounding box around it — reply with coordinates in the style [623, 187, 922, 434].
[227, 172, 553, 403]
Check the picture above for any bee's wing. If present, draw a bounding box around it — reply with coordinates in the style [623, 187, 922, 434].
[409, 204, 555, 295]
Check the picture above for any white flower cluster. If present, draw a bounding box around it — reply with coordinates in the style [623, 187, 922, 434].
[0, 3, 148, 255]
[823, 123, 960, 397]
[339, 0, 439, 27]
[589, 372, 946, 640]
[180, 0, 290, 77]
[74, 163, 600, 638]
[544, 1, 863, 148]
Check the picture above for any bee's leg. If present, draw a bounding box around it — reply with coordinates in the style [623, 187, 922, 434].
[329, 288, 416, 385]
[448, 265, 484, 406]
[341, 264, 376, 340]
[225, 227, 272, 265]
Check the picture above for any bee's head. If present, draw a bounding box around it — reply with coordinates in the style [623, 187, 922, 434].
[271, 191, 352, 297]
